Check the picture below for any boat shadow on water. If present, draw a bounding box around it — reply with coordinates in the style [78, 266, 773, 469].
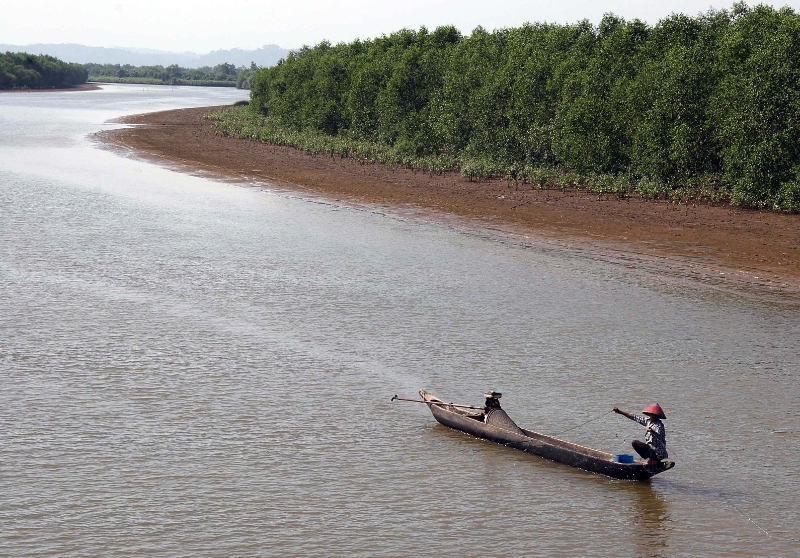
[654, 476, 750, 502]
[428, 421, 673, 555]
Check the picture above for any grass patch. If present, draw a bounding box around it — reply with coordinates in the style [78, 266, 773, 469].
[207, 106, 735, 205]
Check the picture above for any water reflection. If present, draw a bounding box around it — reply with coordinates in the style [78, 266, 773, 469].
[629, 483, 670, 558]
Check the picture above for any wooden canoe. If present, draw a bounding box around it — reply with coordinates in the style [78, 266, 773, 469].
[420, 390, 675, 481]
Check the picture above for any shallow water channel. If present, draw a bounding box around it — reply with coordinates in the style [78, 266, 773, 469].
[1, 84, 799, 556]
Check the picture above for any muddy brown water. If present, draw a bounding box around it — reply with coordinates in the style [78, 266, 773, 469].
[1, 84, 798, 556]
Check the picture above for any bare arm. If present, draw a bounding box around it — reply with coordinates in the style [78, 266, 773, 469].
[613, 407, 632, 419]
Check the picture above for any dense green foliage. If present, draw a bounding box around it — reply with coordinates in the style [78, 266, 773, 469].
[243, 3, 800, 211]
[1, 52, 87, 89]
[210, 106, 729, 203]
[85, 62, 242, 87]
[236, 62, 260, 89]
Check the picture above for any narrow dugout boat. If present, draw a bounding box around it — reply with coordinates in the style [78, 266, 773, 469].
[420, 390, 675, 481]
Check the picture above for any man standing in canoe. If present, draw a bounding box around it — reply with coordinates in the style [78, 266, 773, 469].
[613, 403, 668, 465]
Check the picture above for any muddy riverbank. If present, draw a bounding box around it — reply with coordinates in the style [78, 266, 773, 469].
[98, 106, 800, 297]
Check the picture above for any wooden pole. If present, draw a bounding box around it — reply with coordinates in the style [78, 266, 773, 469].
[391, 395, 483, 410]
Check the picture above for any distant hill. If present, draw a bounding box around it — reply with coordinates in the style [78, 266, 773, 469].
[0, 43, 290, 68]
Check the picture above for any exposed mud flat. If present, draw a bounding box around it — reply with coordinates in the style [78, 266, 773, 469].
[97, 105, 800, 302]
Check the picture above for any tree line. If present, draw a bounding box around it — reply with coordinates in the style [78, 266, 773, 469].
[246, 2, 800, 211]
[85, 62, 246, 87]
[1, 54, 257, 89]
[1, 52, 88, 89]
[236, 63, 260, 89]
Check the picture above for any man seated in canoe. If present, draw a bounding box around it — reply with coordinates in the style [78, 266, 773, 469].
[613, 403, 668, 465]
[482, 391, 525, 434]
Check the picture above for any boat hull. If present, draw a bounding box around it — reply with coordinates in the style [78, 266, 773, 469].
[421, 390, 674, 481]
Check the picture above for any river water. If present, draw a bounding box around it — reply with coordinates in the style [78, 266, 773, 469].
[1, 84, 798, 556]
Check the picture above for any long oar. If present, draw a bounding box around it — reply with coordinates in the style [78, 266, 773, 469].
[391, 395, 483, 410]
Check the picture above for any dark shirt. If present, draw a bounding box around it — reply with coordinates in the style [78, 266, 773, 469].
[628, 413, 668, 459]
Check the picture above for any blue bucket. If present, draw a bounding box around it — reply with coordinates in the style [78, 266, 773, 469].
[613, 454, 634, 463]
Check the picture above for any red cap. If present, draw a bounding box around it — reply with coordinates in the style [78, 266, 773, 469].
[642, 403, 666, 419]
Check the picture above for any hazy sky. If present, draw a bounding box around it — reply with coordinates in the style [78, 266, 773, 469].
[2, 0, 798, 53]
